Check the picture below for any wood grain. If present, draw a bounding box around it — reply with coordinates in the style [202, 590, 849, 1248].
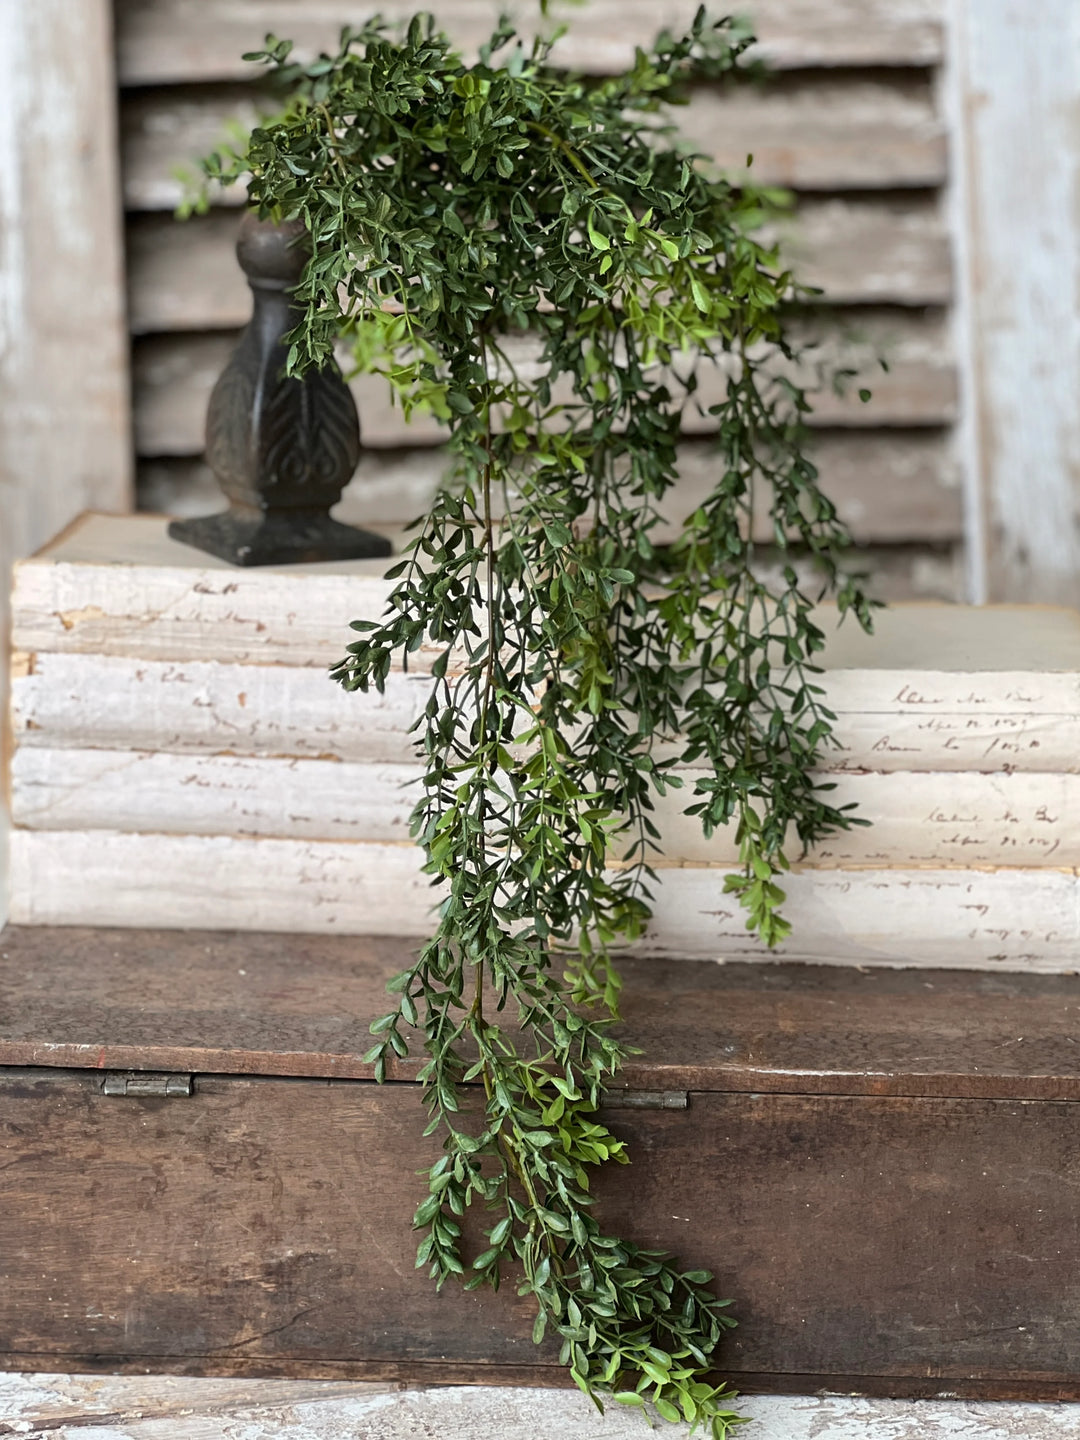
[130, 313, 955, 458]
[114, 0, 946, 86]
[0, 0, 133, 567]
[7, 515, 1059, 672]
[957, 3, 1080, 607]
[14, 748, 1080, 869]
[0, 0, 134, 927]
[126, 199, 951, 336]
[596, 1091, 1080, 1383]
[139, 430, 964, 545]
[12, 654, 436, 765]
[120, 75, 946, 213]
[4, 1067, 1080, 1388]
[5, 925, 1080, 1100]
[18, 646, 1080, 774]
[1, 1377, 1071, 1440]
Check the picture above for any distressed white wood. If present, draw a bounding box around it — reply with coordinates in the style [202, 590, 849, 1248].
[115, 0, 946, 86]
[11, 654, 434, 764]
[15, 648, 1080, 775]
[8, 831, 430, 935]
[0, 0, 133, 570]
[10, 829, 1080, 970]
[681, 76, 945, 191]
[122, 74, 946, 214]
[141, 432, 965, 543]
[3, 517, 1069, 681]
[11, 750, 419, 843]
[953, 0, 1080, 604]
[11, 513, 1079, 666]
[14, 748, 1080, 868]
[11, 516, 400, 668]
[127, 198, 951, 336]
[2, 1372, 1076, 1440]
[131, 312, 956, 457]
[651, 770, 1080, 867]
[12, 648, 1072, 772]
[642, 864, 1080, 969]
[0, 0, 134, 924]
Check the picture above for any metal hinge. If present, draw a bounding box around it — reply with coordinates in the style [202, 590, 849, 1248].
[603, 1090, 688, 1110]
[102, 1072, 193, 1098]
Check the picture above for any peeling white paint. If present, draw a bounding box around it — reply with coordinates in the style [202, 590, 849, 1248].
[3, 1373, 1080, 1440]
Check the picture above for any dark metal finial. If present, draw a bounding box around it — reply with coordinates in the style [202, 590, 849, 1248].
[168, 212, 392, 566]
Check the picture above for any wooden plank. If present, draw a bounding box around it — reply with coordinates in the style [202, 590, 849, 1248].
[10, 749, 418, 844]
[597, 1092, 1080, 1384]
[752, 543, 963, 604]
[131, 313, 955, 458]
[0, 1373, 382, 1430]
[11, 655, 434, 765]
[9, 829, 1080, 969]
[10, 647, 1071, 773]
[11, 518, 405, 668]
[767, 196, 950, 306]
[682, 74, 945, 190]
[138, 431, 964, 546]
[0, 1069, 544, 1369]
[14, 748, 1080, 870]
[10, 513, 1022, 672]
[0, 0, 134, 925]
[126, 199, 951, 336]
[120, 75, 946, 213]
[951, 1, 1080, 605]
[8, 926, 1080, 1100]
[4, 1068, 1080, 1391]
[0, 1, 133, 566]
[20, 641, 1080, 774]
[114, 0, 946, 86]
[0, 1378, 1069, 1440]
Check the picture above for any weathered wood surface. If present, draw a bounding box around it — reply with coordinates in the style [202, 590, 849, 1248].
[3, 1065, 1080, 1393]
[8, 830, 1080, 969]
[7, 925, 1080, 1101]
[955, 2, 1080, 607]
[8, 514, 1073, 673]
[0, 0, 133, 572]
[127, 199, 951, 336]
[10, 750, 419, 844]
[131, 313, 954, 458]
[13, 749, 1080, 868]
[681, 75, 946, 191]
[121, 75, 946, 214]
[0, 1372, 386, 1432]
[0, 0, 134, 927]
[11, 654, 433, 765]
[17, 648, 1080, 774]
[3, 1378, 1078, 1440]
[140, 430, 965, 545]
[114, 0, 946, 86]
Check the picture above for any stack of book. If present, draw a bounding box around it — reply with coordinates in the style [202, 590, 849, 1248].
[9, 513, 1080, 970]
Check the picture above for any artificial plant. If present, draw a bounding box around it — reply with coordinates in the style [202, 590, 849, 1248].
[200, 9, 875, 1433]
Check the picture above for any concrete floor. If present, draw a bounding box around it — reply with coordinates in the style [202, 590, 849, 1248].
[3, 1375, 1080, 1440]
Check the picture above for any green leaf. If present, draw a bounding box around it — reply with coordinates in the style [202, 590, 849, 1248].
[229, 10, 875, 1427]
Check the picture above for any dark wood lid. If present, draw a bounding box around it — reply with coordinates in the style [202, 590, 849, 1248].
[2, 925, 1079, 1099]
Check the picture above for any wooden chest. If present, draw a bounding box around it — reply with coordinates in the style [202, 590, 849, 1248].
[3, 925, 1080, 1400]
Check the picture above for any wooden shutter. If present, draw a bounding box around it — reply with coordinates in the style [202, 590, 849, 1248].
[114, 0, 961, 601]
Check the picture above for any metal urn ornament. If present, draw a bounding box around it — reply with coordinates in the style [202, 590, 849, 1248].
[168, 213, 391, 566]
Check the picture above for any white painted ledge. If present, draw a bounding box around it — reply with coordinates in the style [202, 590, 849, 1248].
[2, 1374, 1079, 1439]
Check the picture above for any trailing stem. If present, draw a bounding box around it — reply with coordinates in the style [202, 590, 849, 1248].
[202, 9, 878, 1434]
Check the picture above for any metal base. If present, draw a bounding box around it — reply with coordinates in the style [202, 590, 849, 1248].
[168, 511, 392, 567]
